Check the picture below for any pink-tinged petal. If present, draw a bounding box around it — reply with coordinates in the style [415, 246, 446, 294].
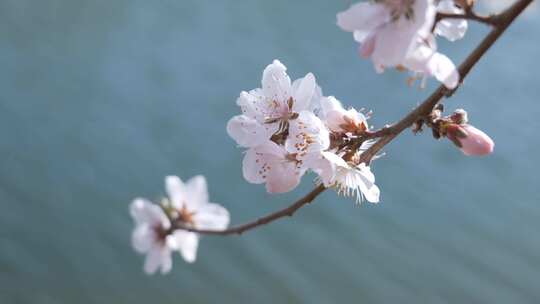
[286, 111, 330, 155]
[373, 23, 418, 68]
[359, 34, 376, 58]
[242, 142, 285, 184]
[130, 198, 169, 227]
[427, 52, 459, 89]
[372, 0, 436, 68]
[227, 115, 274, 148]
[458, 125, 495, 156]
[144, 246, 170, 275]
[132, 225, 155, 253]
[165, 176, 187, 208]
[159, 248, 173, 274]
[171, 230, 199, 263]
[292, 73, 316, 112]
[336, 2, 388, 37]
[265, 162, 303, 194]
[236, 89, 267, 122]
[261, 60, 292, 104]
[193, 203, 230, 231]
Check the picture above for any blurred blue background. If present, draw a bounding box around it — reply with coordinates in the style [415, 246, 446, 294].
[0, 0, 538, 303]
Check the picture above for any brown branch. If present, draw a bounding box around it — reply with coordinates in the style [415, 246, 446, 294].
[178, 0, 533, 236]
[173, 184, 326, 235]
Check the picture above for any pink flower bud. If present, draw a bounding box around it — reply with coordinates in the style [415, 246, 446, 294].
[447, 124, 494, 156]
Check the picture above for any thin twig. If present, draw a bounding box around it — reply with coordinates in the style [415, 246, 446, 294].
[173, 184, 326, 235]
[178, 0, 533, 236]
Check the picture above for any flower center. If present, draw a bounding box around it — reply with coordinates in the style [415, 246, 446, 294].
[153, 224, 169, 245]
[178, 204, 196, 227]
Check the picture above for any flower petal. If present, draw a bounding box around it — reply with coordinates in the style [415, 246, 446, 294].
[130, 198, 168, 227]
[226, 115, 277, 148]
[144, 246, 170, 275]
[236, 89, 267, 122]
[285, 111, 330, 156]
[435, 0, 468, 41]
[336, 2, 388, 40]
[427, 52, 459, 89]
[265, 162, 303, 194]
[291, 73, 317, 112]
[193, 203, 230, 231]
[242, 142, 286, 184]
[184, 175, 209, 208]
[165, 176, 186, 208]
[132, 225, 155, 253]
[171, 230, 199, 263]
[262, 60, 292, 104]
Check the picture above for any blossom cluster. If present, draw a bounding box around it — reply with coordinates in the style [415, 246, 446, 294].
[337, 0, 468, 89]
[129, 0, 500, 275]
[227, 60, 381, 203]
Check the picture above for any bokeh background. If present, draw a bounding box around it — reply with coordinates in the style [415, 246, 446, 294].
[1, 0, 538, 303]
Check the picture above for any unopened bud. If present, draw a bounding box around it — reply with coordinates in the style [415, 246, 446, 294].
[447, 124, 494, 156]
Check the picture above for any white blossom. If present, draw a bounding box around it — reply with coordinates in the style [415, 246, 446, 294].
[130, 198, 178, 275]
[321, 152, 380, 203]
[243, 111, 332, 193]
[319, 96, 368, 134]
[130, 176, 229, 274]
[337, 0, 436, 72]
[227, 60, 322, 148]
[403, 34, 460, 89]
[337, 0, 464, 89]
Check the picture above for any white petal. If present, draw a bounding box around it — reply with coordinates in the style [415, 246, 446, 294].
[266, 161, 303, 194]
[236, 89, 267, 122]
[144, 246, 170, 275]
[291, 73, 316, 112]
[130, 198, 169, 227]
[356, 165, 380, 203]
[322, 151, 348, 168]
[427, 52, 459, 89]
[307, 156, 335, 186]
[261, 60, 292, 104]
[184, 175, 209, 208]
[320, 96, 343, 116]
[159, 248, 173, 274]
[132, 225, 155, 253]
[193, 203, 230, 231]
[336, 2, 388, 40]
[435, 0, 468, 41]
[242, 142, 285, 184]
[171, 230, 199, 263]
[285, 111, 330, 155]
[362, 182, 381, 203]
[165, 176, 186, 208]
[226, 115, 276, 148]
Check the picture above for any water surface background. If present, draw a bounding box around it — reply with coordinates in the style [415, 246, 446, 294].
[1, 0, 539, 303]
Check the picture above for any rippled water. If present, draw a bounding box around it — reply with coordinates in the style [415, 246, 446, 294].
[1, 1, 539, 303]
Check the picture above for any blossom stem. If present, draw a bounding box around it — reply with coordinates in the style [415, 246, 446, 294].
[176, 0, 534, 236]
